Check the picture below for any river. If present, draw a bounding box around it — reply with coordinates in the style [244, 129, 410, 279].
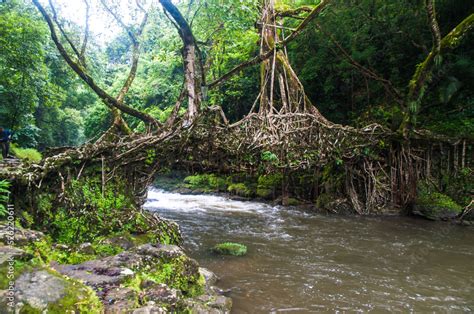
[144, 189, 473, 313]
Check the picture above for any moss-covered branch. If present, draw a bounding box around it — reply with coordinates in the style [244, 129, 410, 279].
[404, 13, 474, 131]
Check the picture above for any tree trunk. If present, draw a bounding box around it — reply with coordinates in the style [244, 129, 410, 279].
[160, 0, 201, 125]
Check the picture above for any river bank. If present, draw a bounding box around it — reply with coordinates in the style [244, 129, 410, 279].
[0, 219, 232, 313]
[154, 173, 473, 224]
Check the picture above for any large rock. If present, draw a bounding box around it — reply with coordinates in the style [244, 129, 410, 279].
[0, 246, 31, 266]
[3, 241, 231, 313]
[52, 258, 136, 290]
[5, 269, 101, 312]
[414, 191, 463, 220]
[199, 267, 219, 287]
[15, 270, 67, 310]
[132, 305, 167, 314]
[185, 294, 232, 314]
[0, 223, 44, 246]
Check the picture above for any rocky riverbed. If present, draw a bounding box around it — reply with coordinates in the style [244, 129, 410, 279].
[0, 223, 232, 313]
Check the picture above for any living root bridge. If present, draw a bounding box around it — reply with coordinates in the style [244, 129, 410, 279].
[3, 108, 470, 220]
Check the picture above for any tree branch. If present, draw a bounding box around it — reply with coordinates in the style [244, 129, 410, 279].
[408, 13, 474, 104]
[425, 0, 441, 55]
[160, 0, 200, 123]
[100, 0, 149, 103]
[403, 13, 474, 133]
[48, 0, 84, 66]
[79, 0, 90, 65]
[33, 0, 160, 127]
[275, 6, 312, 18]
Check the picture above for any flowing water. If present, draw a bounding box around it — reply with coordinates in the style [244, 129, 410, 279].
[145, 189, 474, 313]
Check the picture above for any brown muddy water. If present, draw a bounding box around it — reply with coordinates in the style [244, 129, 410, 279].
[145, 189, 474, 313]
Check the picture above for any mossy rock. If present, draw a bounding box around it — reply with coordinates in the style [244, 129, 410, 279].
[227, 183, 251, 197]
[286, 198, 302, 206]
[0, 268, 103, 313]
[183, 174, 227, 192]
[256, 187, 272, 198]
[414, 191, 463, 220]
[316, 193, 332, 209]
[212, 242, 247, 256]
[256, 174, 282, 199]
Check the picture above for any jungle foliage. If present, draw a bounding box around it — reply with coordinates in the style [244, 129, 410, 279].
[1, 0, 472, 150]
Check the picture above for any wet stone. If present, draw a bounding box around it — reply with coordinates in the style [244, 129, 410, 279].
[15, 270, 67, 311]
[0, 246, 31, 266]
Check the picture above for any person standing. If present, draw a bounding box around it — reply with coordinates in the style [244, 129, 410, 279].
[0, 127, 12, 159]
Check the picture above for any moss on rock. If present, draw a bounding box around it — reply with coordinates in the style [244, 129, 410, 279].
[1, 267, 103, 313]
[183, 174, 228, 192]
[414, 187, 463, 220]
[227, 183, 251, 197]
[256, 174, 282, 199]
[212, 242, 247, 256]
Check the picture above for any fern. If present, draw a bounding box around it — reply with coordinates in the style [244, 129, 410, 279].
[0, 180, 11, 218]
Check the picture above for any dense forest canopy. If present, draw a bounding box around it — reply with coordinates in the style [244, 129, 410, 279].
[1, 0, 473, 151]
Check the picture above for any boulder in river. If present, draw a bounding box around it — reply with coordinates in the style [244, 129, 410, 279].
[212, 242, 247, 256]
[414, 191, 463, 220]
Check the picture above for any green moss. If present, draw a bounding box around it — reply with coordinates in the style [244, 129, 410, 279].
[148, 256, 203, 297]
[227, 183, 251, 197]
[0, 260, 30, 289]
[416, 192, 462, 211]
[286, 198, 302, 206]
[415, 184, 463, 220]
[19, 304, 42, 313]
[25, 236, 123, 265]
[183, 174, 227, 192]
[258, 173, 282, 188]
[256, 174, 282, 198]
[92, 242, 123, 257]
[16, 269, 104, 314]
[46, 277, 103, 313]
[316, 193, 332, 209]
[212, 242, 247, 256]
[126, 255, 204, 298]
[256, 188, 272, 198]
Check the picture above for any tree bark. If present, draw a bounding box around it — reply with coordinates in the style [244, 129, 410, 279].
[100, 0, 150, 134]
[402, 13, 474, 135]
[256, 0, 329, 119]
[160, 0, 200, 125]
